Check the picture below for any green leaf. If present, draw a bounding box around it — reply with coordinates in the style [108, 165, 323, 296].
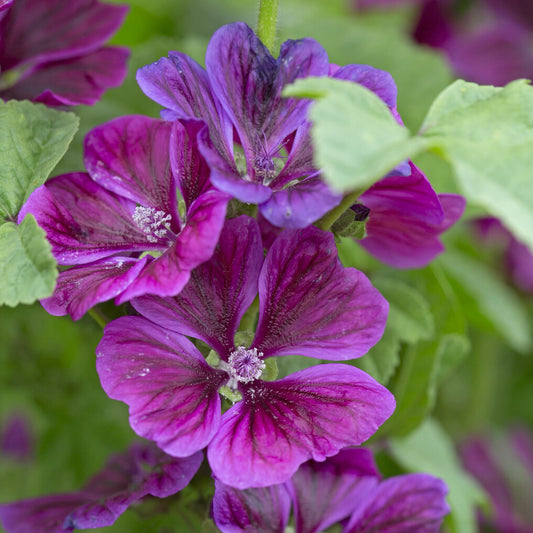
[439, 250, 532, 353]
[283, 77, 425, 192]
[0, 215, 57, 306]
[420, 79, 533, 252]
[390, 419, 488, 533]
[374, 278, 435, 344]
[0, 100, 78, 220]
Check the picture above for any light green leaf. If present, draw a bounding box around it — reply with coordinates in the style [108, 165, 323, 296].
[0, 100, 79, 219]
[420, 79, 533, 252]
[391, 419, 488, 533]
[439, 250, 531, 353]
[374, 278, 435, 344]
[283, 77, 425, 192]
[0, 215, 57, 306]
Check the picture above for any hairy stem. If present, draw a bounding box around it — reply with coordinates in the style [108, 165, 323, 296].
[256, 0, 280, 52]
[315, 189, 363, 231]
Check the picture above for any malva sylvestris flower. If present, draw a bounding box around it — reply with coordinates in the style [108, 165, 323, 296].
[0, 0, 129, 105]
[96, 216, 394, 489]
[0, 442, 202, 533]
[20, 115, 229, 319]
[212, 447, 450, 533]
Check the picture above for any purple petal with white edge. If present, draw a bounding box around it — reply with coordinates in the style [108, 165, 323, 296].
[116, 190, 229, 303]
[96, 316, 227, 457]
[0, 493, 92, 533]
[19, 173, 162, 265]
[41, 256, 148, 320]
[252, 226, 388, 360]
[212, 479, 291, 533]
[343, 474, 450, 533]
[359, 185, 466, 269]
[259, 175, 342, 229]
[2, 46, 129, 106]
[0, 0, 128, 70]
[68, 443, 203, 528]
[136, 51, 233, 158]
[133, 215, 263, 358]
[206, 23, 329, 172]
[289, 449, 381, 533]
[207, 364, 395, 489]
[171, 119, 213, 209]
[84, 116, 177, 224]
[198, 126, 272, 204]
[333, 64, 398, 109]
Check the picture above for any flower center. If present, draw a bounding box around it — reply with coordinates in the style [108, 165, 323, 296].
[132, 206, 172, 243]
[227, 346, 265, 385]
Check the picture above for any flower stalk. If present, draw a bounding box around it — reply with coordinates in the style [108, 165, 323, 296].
[256, 0, 280, 53]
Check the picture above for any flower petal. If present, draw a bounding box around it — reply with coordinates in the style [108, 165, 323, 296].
[288, 449, 381, 533]
[133, 216, 263, 358]
[207, 364, 395, 488]
[84, 116, 177, 223]
[253, 226, 388, 360]
[96, 316, 227, 457]
[259, 175, 341, 229]
[212, 480, 291, 533]
[41, 256, 148, 320]
[116, 190, 229, 303]
[19, 173, 159, 265]
[0, 0, 128, 69]
[343, 473, 450, 533]
[3, 46, 129, 106]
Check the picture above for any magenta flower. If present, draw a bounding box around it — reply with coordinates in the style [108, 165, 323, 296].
[20, 115, 229, 319]
[212, 447, 450, 533]
[96, 216, 394, 489]
[0, 0, 129, 105]
[0, 442, 202, 533]
[0, 412, 33, 462]
[461, 428, 533, 532]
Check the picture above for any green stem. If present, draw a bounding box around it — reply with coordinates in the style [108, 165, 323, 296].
[256, 0, 280, 52]
[88, 307, 109, 329]
[315, 189, 363, 231]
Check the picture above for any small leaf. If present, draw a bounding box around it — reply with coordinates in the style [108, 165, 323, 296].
[0, 215, 58, 306]
[283, 77, 426, 192]
[390, 419, 488, 533]
[0, 99, 79, 219]
[374, 278, 435, 344]
[420, 79, 533, 253]
[439, 250, 531, 353]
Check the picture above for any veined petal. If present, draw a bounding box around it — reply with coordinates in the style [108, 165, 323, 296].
[96, 317, 226, 457]
[259, 176, 341, 229]
[212, 480, 291, 533]
[3, 46, 129, 106]
[289, 449, 381, 533]
[84, 116, 177, 225]
[253, 226, 388, 360]
[205, 22, 329, 176]
[116, 190, 229, 303]
[19, 173, 161, 265]
[343, 474, 450, 533]
[41, 256, 148, 320]
[0, 0, 128, 70]
[207, 364, 395, 489]
[133, 216, 263, 358]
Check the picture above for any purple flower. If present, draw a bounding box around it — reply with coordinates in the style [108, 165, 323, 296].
[0, 0, 129, 105]
[212, 447, 450, 533]
[357, 162, 466, 268]
[20, 115, 229, 319]
[96, 216, 394, 489]
[0, 412, 33, 462]
[473, 217, 533, 293]
[0, 441, 202, 533]
[461, 428, 533, 532]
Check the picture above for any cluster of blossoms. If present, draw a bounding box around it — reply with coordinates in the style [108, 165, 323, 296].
[1, 13, 466, 532]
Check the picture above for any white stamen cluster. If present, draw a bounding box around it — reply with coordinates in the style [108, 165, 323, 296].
[226, 346, 266, 388]
[132, 206, 172, 243]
